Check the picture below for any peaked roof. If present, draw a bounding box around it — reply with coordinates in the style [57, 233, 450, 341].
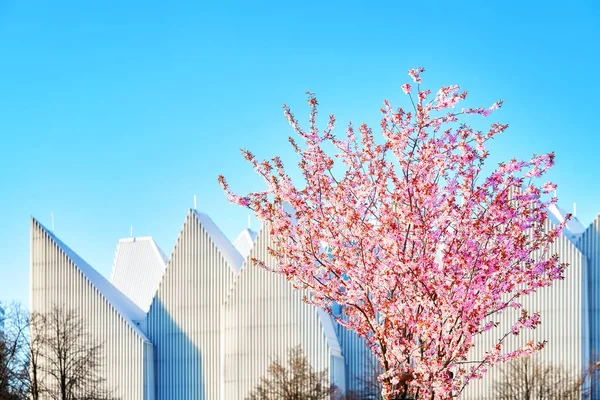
[110, 237, 167, 313]
[233, 228, 258, 259]
[33, 218, 148, 340]
[193, 210, 245, 274]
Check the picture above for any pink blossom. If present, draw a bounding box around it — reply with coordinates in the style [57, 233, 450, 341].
[541, 182, 557, 193]
[418, 89, 431, 101]
[221, 68, 567, 400]
[408, 67, 425, 83]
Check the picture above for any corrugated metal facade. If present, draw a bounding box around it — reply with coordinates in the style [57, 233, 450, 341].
[111, 237, 167, 313]
[575, 215, 600, 399]
[30, 218, 155, 400]
[222, 225, 346, 399]
[462, 219, 590, 399]
[333, 319, 380, 395]
[146, 210, 239, 400]
[30, 206, 599, 399]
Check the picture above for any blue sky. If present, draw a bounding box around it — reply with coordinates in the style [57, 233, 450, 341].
[0, 1, 598, 305]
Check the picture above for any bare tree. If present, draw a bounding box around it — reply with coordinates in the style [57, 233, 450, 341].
[30, 306, 117, 400]
[586, 353, 600, 400]
[27, 311, 45, 400]
[247, 346, 336, 400]
[493, 356, 584, 400]
[0, 302, 29, 399]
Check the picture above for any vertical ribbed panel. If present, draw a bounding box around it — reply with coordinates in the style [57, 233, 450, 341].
[29, 206, 599, 399]
[576, 214, 600, 399]
[146, 210, 237, 400]
[462, 218, 588, 399]
[222, 226, 345, 399]
[30, 218, 154, 400]
[111, 237, 167, 313]
[334, 321, 379, 394]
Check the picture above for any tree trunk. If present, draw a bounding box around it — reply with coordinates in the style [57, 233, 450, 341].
[61, 374, 67, 400]
[31, 367, 39, 400]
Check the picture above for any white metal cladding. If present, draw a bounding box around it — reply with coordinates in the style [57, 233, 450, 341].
[222, 225, 346, 400]
[146, 210, 239, 400]
[29, 218, 155, 400]
[333, 319, 380, 395]
[232, 228, 258, 260]
[461, 218, 589, 399]
[576, 214, 600, 399]
[29, 205, 599, 400]
[110, 237, 167, 313]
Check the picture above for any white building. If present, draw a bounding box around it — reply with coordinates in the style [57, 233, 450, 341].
[463, 203, 594, 399]
[29, 204, 600, 399]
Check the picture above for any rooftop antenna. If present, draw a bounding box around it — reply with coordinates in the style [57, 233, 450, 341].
[130, 225, 133, 237]
[573, 202, 577, 217]
[51, 212, 55, 232]
[194, 194, 197, 210]
[248, 215, 251, 230]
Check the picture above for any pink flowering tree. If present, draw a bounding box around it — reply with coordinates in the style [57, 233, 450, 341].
[219, 68, 567, 399]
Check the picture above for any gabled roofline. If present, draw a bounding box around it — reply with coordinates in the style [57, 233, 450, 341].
[32, 217, 150, 342]
[233, 228, 258, 247]
[117, 237, 169, 261]
[147, 209, 246, 317]
[110, 236, 167, 282]
[193, 210, 244, 274]
[233, 228, 259, 260]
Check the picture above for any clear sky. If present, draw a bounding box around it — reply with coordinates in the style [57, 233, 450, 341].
[0, 1, 598, 305]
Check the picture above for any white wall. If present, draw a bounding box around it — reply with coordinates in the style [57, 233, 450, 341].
[30, 218, 154, 400]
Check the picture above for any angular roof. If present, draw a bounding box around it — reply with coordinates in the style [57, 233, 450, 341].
[193, 210, 244, 274]
[146, 209, 242, 399]
[233, 228, 258, 260]
[33, 218, 148, 340]
[110, 237, 167, 313]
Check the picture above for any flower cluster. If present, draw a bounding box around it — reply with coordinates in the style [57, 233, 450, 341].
[220, 68, 567, 399]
